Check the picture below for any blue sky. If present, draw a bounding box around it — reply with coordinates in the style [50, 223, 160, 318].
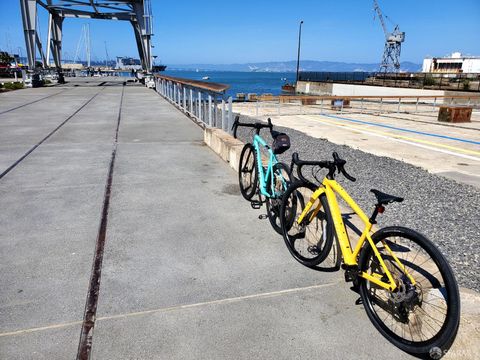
[1, 0, 479, 64]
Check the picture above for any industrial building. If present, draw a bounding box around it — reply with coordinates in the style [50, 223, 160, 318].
[422, 52, 480, 73]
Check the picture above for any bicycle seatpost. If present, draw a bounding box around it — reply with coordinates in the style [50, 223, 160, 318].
[290, 153, 299, 177]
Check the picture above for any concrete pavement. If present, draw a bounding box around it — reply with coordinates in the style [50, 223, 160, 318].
[0, 78, 422, 359]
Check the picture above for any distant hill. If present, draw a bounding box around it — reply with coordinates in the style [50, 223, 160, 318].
[167, 60, 422, 73]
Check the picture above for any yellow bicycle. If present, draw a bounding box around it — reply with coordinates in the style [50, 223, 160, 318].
[280, 152, 460, 357]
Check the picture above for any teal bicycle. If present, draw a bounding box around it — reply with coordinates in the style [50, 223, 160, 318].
[232, 116, 293, 234]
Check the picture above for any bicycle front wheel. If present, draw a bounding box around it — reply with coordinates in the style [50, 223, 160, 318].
[266, 162, 293, 235]
[238, 143, 258, 201]
[359, 226, 460, 357]
[280, 181, 334, 267]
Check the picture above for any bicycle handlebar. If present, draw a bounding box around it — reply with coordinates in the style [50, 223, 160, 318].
[231, 115, 273, 139]
[291, 152, 356, 183]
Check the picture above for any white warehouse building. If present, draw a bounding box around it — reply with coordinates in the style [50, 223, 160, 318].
[422, 52, 480, 73]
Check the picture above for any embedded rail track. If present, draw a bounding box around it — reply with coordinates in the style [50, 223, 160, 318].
[76, 84, 125, 360]
[0, 88, 104, 180]
[0, 88, 69, 116]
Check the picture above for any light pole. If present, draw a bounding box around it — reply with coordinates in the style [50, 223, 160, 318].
[296, 20, 304, 84]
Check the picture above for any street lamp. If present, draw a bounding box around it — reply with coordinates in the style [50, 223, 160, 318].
[296, 20, 304, 84]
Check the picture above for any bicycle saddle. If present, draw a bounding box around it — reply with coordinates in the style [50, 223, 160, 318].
[370, 189, 404, 205]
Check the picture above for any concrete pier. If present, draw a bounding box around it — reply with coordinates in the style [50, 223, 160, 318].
[0, 78, 474, 359]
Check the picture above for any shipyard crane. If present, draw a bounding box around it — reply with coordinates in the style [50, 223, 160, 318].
[373, 0, 405, 73]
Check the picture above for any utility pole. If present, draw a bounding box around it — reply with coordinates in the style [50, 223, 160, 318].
[296, 20, 303, 84]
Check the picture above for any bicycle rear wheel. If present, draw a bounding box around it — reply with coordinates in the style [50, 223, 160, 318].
[238, 143, 258, 201]
[359, 226, 460, 357]
[280, 181, 334, 267]
[266, 162, 293, 235]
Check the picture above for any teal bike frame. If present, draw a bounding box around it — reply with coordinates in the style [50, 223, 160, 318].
[253, 134, 287, 198]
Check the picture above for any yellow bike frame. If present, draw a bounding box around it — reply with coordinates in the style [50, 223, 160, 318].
[297, 178, 416, 292]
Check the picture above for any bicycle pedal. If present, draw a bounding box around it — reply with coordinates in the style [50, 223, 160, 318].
[250, 201, 262, 209]
[258, 214, 268, 220]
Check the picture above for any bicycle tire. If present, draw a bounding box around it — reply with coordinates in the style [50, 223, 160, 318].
[266, 162, 293, 235]
[280, 181, 334, 267]
[238, 143, 258, 201]
[358, 226, 460, 357]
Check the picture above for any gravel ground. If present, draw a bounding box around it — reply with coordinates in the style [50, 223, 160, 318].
[234, 114, 480, 292]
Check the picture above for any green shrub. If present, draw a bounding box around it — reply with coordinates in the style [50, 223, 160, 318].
[423, 75, 436, 86]
[3, 82, 24, 90]
[462, 80, 470, 90]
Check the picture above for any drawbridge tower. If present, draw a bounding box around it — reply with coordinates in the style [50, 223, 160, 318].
[19, 0, 154, 72]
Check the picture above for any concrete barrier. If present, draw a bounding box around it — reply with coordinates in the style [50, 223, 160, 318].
[204, 127, 244, 172]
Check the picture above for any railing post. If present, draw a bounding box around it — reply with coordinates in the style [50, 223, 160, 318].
[432, 97, 436, 112]
[361, 98, 364, 113]
[189, 88, 193, 115]
[415, 97, 419, 113]
[380, 98, 383, 113]
[321, 98, 324, 114]
[213, 96, 218, 127]
[198, 91, 202, 122]
[183, 86, 186, 110]
[208, 94, 212, 127]
[221, 99, 226, 129]
[227, 96, 233, 131]
[397, 97, 401, 113]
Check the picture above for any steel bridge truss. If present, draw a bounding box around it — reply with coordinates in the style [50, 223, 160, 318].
[20, 0, 153, 72]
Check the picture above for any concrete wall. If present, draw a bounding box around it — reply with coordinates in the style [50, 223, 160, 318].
[297, 81, 446, 97]
[296, 81, 332, 95]
[330, 83, 445, 97]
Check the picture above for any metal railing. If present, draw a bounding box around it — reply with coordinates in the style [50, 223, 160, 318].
[233, 94, 480, 119]
[155, 75, 235, 132]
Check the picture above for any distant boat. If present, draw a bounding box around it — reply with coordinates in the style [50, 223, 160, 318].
[202, 76, 209, 80]
[281, 82, 295, 93]
[152, 65, 167, 72]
